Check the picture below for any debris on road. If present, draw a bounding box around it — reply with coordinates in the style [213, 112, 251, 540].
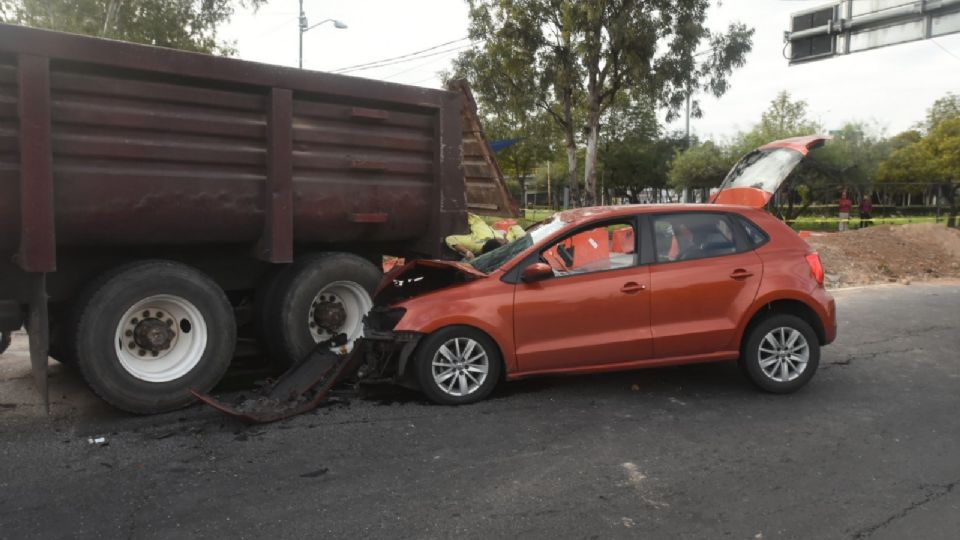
[192, 335, 363, 424]
[87, 436, 108, 446]
[300, 468, 329, 478]
[806, 224, 960, 287]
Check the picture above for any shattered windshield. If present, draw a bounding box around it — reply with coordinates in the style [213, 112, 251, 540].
[468, 216, 567, 273]
[717, 147, 804, 194]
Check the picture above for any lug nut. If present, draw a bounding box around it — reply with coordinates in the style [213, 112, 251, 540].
[151, 351, 158, 357]
[128, 342, 136, 349]
[131, 318, 139, 324]
[142, 310, 150, 318]
[138, 349, 146, 356]
[125, 330, 133, 337]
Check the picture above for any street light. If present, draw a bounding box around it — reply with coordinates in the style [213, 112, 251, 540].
[298, 0, 347, 69]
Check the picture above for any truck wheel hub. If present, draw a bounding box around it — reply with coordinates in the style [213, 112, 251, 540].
[312, 298, 346, 332]
[133, 317, 176, 352]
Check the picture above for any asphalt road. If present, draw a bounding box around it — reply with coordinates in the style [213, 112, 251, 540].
[1, 282, 958, 539]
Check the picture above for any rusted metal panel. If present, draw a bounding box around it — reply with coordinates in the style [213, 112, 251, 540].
[418, 89, 469, 258]
[0, 23, 446, 110]
[0, 59, 20, 257]
[16, 54, 55, 272]
[0, 23, 466, 264]
[290, 88, 444, 250]
[257, 88, 294, 263]
[447, 79, 519, 218]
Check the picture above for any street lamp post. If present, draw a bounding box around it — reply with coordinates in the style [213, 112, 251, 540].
[298, 0, 347, 69]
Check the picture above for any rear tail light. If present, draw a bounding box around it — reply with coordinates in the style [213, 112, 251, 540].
[805, 252, 824, 286]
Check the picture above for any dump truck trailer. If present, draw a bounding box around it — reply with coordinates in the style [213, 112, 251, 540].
[0, 23, 514, 414]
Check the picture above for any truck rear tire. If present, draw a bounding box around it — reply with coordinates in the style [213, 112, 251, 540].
[72, 261, 236, 414]
[264, 253, 380, 369]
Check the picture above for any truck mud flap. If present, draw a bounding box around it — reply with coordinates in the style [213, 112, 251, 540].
[191, 338, 363, 424]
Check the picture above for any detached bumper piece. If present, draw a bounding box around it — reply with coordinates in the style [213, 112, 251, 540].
[192, 334, 362, 424]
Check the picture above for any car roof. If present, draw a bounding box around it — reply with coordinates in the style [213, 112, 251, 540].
[556, 203, 758, 224]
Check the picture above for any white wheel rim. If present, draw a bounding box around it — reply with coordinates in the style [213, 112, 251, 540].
[114, 295, 207, 383]
[758, 326, 810, 382]
[432, 337, 490, 397]
[307, 281, 372, 350]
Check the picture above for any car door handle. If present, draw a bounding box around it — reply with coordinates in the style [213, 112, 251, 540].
[729, 269, 754, 280]
[620, 282, 646, 294]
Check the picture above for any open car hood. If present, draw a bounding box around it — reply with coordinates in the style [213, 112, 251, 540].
[375, 259, 488, 305]
[710, 135, 830, 208]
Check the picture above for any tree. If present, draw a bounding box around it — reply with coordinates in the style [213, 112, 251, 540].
[456, 0, 753, 207]
[599, 94, 678, 203]
[731, 91, 820, 155]
[452, 1, 584, 205]
[667, 141, 732, 199]
[728, 91, 831, 215]
[921, 92, 960, 133]
[2, 0, 263, 55]
[877, 118, 960, 226]
[603, 135, 681, 203]
[483, 111, 557, 207]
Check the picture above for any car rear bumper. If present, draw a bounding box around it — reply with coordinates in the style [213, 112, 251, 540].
[811, 286, 837, 344]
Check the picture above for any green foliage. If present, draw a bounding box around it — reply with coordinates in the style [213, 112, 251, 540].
[730, 91, 820, 156]
[667, 141, 732, 191]
[805, 122, 888, 198]
[1, 0, 264, 55]
[603, 135, 683, 202]
[876, 117, 960, 224]
[454, 0, 753, 206]
[483, 110, 558, 200]
[922, 92, 960, 133]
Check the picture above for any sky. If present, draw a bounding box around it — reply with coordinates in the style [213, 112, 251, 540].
[222, 0, 960, 141]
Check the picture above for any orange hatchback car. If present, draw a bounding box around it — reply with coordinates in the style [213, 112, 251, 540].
[369, 136, 837, 405]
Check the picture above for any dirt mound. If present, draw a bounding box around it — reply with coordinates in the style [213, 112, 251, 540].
[805, 224, 960, 288]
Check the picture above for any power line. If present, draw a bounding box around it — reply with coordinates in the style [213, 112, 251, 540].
[336, 43, 475, 74]
[931, 39, 960, 63]
[382, 46, 472, 80]
[250, 17, 297, 39]
[331, 36, 470, 73]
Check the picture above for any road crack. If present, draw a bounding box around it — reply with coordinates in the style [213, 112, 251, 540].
[824, 347, 923, 369]
[850, 481, 958, 538]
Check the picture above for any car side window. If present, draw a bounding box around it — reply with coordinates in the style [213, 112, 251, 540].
[735, 215, 769, 248]
[653, 213, 740, 263]
[541, 221, 638, 277]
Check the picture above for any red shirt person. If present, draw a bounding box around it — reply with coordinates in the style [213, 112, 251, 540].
[838, 191, 853, 231]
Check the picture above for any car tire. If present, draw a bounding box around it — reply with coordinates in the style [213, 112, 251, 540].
[72, 261, 236, 414]
[263, 253, 381, 370]
[741, 314, 820, 393]
[415, 326, 502, 405]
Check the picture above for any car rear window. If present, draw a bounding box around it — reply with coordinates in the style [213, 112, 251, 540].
[735, 216, 769, 248]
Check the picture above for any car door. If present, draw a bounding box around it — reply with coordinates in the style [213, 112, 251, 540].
[648, 212, 763, 358]
[513, 218, 652, 373]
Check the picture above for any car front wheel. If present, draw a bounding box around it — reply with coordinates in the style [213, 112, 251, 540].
[741, 314, 820, 393]
[415, 326, 502, 405]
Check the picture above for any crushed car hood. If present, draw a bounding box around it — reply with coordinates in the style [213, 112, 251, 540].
[375, 259, 488, 305]
[711, 135, 830, 208]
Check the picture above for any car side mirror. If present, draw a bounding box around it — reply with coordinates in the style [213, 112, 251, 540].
[521, 262, 553, 283]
